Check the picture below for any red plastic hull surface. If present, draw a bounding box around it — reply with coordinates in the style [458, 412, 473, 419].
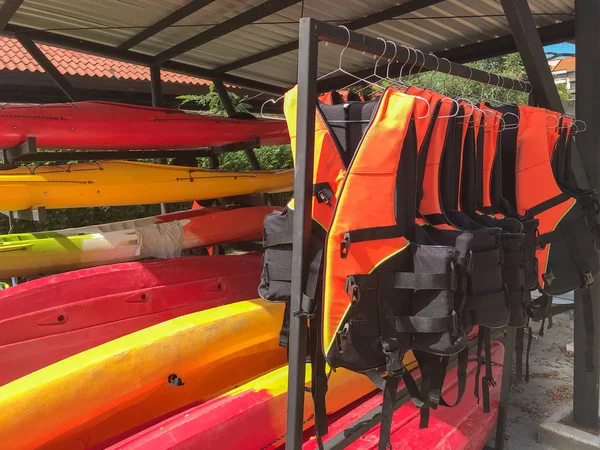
[0, 101, 290, 149]
[101, 343, 503, 450]
[305, 341, 504, 450]
[0, 254, 262, 385]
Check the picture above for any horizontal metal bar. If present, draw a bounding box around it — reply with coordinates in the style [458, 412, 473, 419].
[7, 139, 260, 163]
[154, 0, 300, 64]
[215, 0, 445, 73]
[312, 19, 531, 92]
[315, 19, 573, 94]
[118, 0, 217, 50]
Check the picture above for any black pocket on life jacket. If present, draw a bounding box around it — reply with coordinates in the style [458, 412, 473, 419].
[258, 207, 294, 303]
[539, 201, 600, 296]
[327, 241, 466, 372]
[501, 231, 528, 327]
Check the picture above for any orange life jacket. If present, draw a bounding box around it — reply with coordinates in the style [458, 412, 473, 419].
[492, 104, 599, 294]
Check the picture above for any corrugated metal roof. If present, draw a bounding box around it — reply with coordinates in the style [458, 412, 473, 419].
[1, 0, 575, 91]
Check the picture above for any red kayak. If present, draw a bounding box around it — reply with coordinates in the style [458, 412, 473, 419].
[306, 341, 504, 450]
[99, 342, 503, 450]
[0, 254, 261, 385]
[0, 101, 290, 149]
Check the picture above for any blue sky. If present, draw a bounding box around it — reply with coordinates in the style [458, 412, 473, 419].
[545, 42, 576, 56]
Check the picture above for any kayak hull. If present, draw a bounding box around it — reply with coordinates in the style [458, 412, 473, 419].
[307, 341, 504, 450]
[104, 343, 503, 450]
[0, 206, 277, 277]
[0, 254, 262, 385]
[0, 101, 290, 149]
[0, 299, 286, 450]
[0, 161, 293, 210]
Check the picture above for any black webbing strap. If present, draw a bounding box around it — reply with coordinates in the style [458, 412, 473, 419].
[481, 327, 495, 413]
[349, 270, 456, 294]
[525, 193, 571, 219]
[580, 287, 596, 372]
[395, 312, 458, 334]
[474, 327, 484, 406]
[313, 182, 334, 206]
[422, 213, 448, 226]
[525, 325, 533, 382]
[377, 270, 405, 450]
[264, 230, 293, 247]
[536, 229, 561, 248]
[436, 348, 468, 408]
[308, 313, 328, 444]
[379, 376, 400, 450]
[341, 226, 406, 258]
[413, 351, 436, 429]
[503, 249, 522, 267]
[279, 302, 290, 348]
[394, 271, 457, 291]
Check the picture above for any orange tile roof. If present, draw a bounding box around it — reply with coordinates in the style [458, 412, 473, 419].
[550, 56, 576, 73]
[0, 36, 211, 87]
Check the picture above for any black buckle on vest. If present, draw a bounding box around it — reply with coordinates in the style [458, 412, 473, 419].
[313, 182, 333, 206]
[384, 349, 405, 378]
[336, 322, 351, 353]
[340, 233, 351, 259]
[451, 310, 460, 338]
[345, 276, 361, 305]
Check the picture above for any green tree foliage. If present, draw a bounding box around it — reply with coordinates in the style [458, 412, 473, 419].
[177, 83, 251, 116]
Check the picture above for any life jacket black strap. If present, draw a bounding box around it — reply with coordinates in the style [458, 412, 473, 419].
[378, 376, 400, 450]
[474, 327, 495, 413]
[438, 349, 468, 408]
[341, 226, 406, 258]
[525, 192, 571, 219]
[347, 269, 457, 295]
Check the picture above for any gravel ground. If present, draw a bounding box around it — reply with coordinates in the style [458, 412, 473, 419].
[497, 294, 576, 449]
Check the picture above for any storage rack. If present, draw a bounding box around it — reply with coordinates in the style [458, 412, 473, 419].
[285, 17, 563, 450]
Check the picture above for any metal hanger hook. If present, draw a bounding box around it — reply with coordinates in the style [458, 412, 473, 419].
[373, 37, 388, 78]
[398, 45, 412, 84]
[386, 40, 398, 79]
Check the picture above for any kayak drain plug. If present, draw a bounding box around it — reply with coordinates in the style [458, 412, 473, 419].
[168, 373, 184, 387]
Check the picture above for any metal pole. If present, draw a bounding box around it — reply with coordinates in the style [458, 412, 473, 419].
[285, 17, 318, 450]
[150, 64, 170, 215]
[574, 0, 600, 429]
[500, 0, 563, 111]
[214, 80, 236, 117]
[494, 327, 516, 450]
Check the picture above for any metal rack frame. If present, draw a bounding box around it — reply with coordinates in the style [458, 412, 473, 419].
[285, 17, 537, 450]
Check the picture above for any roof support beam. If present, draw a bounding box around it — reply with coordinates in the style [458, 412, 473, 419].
[317, 19, 574, 93]
[118, 0, 217, 50]
[0, 0, 23, 31]
[215, 0, 445, 73]
[16, 34, 80, 101]
[573, 0, 600, 431]
[154, 0, 301, 64]
[3, 24, 286, 95]
[500, 0, 563, 111]
[150, 64, 164, 107]
[214, 80, 236, 116]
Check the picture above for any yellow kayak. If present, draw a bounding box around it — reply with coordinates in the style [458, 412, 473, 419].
[0, 161, 293, 210]
[0, 299, 286, 450]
